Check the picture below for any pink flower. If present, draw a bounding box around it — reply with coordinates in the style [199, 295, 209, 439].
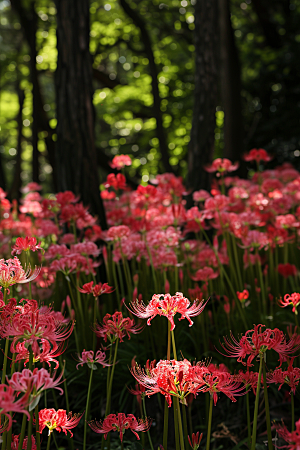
[38, 408, 83, 437]
[127, 292, 208, 331]
[0, 257, 40, 289]
[0, 384, 30, 430]
[188, 431, 203, 450]
[88, 413, 152, 442]
[267, 358, 300, 395]
[11, 434, 37, 450]
[107, 225, 131, 241]
[191, 267, 219, 282]
[76, 349, 110, 369]
[278, 263, 297, 278]
[11, 237, 43, 256]
[205, 158, 239, 175]
[8, 368, 64, 398]
[110, 154, 132, 169]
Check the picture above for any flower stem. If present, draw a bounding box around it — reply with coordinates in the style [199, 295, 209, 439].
[246, 392, 251, 448]
[142, 396, 154, 450]
[83, 367, 94, 450]
[291, 393, 295, 432]
[163, 322, 171, 450]
[205, 395, 213, 450]
[251, 354, 264, 450]
[1, 338, 10, 384]
[35, 404, 41, 450]
[181, 403, 189, 450]
[262, 358, 273, 450]
[46, 433, 52, 450]
[171, 330, 177, 361]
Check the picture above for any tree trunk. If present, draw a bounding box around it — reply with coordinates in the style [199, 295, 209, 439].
[219, 0, 243, 163]
[188, 0, 219, 192]
[54, 0, 107, 228]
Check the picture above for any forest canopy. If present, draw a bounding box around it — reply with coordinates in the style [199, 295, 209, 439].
[0, 0, 300, 198]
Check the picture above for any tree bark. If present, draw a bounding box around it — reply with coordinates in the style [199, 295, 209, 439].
[219, 0, 243, 163]
[9, 87, 24, 201]
[188, 0, 219, 192]
[54, 0, 107, 228]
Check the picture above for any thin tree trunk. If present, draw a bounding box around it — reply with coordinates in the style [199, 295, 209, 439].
[9, 87, 24, 201]
[29, 2, 39, 183]
[219, 0, 243, 163]
[188, 0, 219, 192]
[54, 0, 107, 228]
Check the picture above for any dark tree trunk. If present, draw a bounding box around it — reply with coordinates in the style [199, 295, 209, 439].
[9, 87, 24, 201]
[29, 2, 39, 183]
[54, 0, 107, 228]
[219, 0, 243, 163]
[188, 0, 219, 192]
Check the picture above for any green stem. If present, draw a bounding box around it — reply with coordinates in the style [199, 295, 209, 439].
[83, 368, 94, 450]
[246, 392, 251, 449]
[173, 398, 180, 450]
[291, 393, 295, 432]
[205, 395, 213, 450]
[142, 397, 154, 450]
[27, 410, 33, 450]
[182, 403, 189, 450]
[262, 358, 273, 450]
[46, 433, 52, 450]
[171, 330, 177, 361]
[175, 398, 185, 450]
[163, 322, 171, 450]
[251, 354, 264, 450]
[35, 404, 41, 450]
[1, 338, 10, 384]
[53, 433, 60, 450]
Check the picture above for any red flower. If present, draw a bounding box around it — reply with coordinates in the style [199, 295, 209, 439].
[131, 359, 205, 407]
[188, 432, 203, 450]
[8, 368, 64, 398]
[244, 148, 272, 163]
[11, 237, 43, 256]
[88, 413, 151, 442]
[279, 293, 300, 314]
[78, 281, 114, 297]
[237, 290, 249, 302]
[105, 173, 127, 190]
[38, 408, 83, 437]
[0, 384, 30, 430]
[267, 358, 300, 395]
[220, 324, 300, 367]
[204, 158, 239, 175]
[127, 292, 208, 331]
[11, 434, 37, 450]
[94, 311, 143, 343]
[278, 263, 297, 278]
[275, 419, 300, 450]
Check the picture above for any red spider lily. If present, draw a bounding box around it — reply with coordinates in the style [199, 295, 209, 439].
[88, 413, 152, 442]
[279, 293, 300, 314]
[105, 173, 127, 190]
[188, 431, 203, 450]
[0, 257, 40, 289]
[127, 292, 208, 331]
[278, 263, 297, 278]
[131, 359, 206, 407]
[275, 419, 300, 450]
[193, 363, 246, 406]
[2, 299, 74, 349]
[38, 408, 83, 437]
[244, 148, 272, 163]
[237, 290, 249, 302]
[0, 384, 30, 430]
[204, 158, 239, 175]
[11, 237, 43, 256]
[110, 154, 132, 169]
[94, 311, 144, 343]
[234, 369, 260, 395]
[13, 339, 66, 369]
[78, 281, 114, 297]
[267, 358, 300, 395]
[75, 349, 110, 369]
[107, 225, 131, 240]
[11, 435, 37, 450]
[128, 382, 146, 406]
[220, 325, 300, 367]
[8, 368, 64, 399]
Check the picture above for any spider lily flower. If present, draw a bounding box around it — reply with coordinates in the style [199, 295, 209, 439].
[188, 431, 203, 450]
[38, 408, 83, 437]
[279, 293, 300, 314]
[0, 257, 41, 289]
[13, 340, 66, 368]
[75, 349, 110, 370]
[131, 359, 206, 407]
[78, 281, 114, 297]
[243, 148, 272, 163]
[11, 237, 44, 256]
[88, 413, 152, 442]
[94, 311, 143, 343]
[267, 358, 300, 395]
[8, 368, 64, 407]
[204, 158, 239, 175]
[0, 384, 31, 430]
[11, 435, 37, 450]
[110, 154, 132, 169]
[127, 292, 208, 331]
[275, 419, 300, 450]
[220, 324, 300, 367]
